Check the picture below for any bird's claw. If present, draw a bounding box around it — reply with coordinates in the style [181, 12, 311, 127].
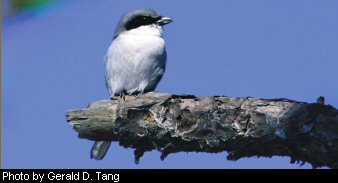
[133, 91, 142, 98]
[119, 91, 126, 101]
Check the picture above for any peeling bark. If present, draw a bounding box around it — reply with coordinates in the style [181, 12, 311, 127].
[66, 92, 338, 168]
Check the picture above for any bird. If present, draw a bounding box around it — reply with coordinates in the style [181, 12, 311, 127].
[90, 9, 172, 160]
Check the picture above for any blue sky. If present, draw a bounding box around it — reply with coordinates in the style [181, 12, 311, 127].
[2, 0, 338, 168]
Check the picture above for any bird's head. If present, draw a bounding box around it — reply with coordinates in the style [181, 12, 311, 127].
[114, 9, 172, 39]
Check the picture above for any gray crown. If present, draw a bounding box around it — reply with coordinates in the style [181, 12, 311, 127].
[113, 9, 162, 38]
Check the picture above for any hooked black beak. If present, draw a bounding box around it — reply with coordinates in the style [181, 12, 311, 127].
[157, 16, 173, 26]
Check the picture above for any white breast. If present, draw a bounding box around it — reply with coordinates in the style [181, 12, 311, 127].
[105, 25, 167, 97]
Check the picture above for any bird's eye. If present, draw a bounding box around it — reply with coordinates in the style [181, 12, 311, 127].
[125, 16, 158, 30]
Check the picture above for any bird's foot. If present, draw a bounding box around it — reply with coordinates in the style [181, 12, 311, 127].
[119, 90, 127, 101]
[133, 91, 142, 98]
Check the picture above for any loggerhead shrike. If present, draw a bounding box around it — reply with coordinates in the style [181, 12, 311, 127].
[91, 9, 172, 160]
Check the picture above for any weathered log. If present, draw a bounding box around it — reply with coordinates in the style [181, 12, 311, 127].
[66, 92, 338, 168]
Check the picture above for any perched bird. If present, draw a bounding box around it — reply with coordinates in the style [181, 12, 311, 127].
[91, 9, 172, 160]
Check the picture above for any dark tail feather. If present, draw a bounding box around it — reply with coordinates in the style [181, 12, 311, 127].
[91, 141, 112, 160]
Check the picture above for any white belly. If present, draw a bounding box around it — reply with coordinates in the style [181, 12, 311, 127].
[105, 27, 166, 97]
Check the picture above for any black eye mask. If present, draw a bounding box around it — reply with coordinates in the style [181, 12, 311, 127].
[125, 16, 162, 30]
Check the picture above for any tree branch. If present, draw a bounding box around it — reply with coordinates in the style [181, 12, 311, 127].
[66, 92, 338, 168]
